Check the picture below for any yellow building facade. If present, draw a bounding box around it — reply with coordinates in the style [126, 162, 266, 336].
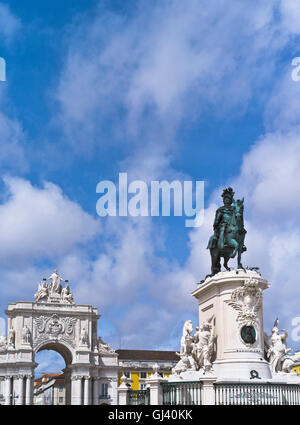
[116, 349, 178, 390]
[291, 351, 300, 376]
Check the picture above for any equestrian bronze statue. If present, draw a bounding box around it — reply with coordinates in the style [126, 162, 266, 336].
[207, 187, 247, 276]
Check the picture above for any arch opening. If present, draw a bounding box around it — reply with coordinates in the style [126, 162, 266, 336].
[34, 343, 73, 405]
[36, 342, 73, 366]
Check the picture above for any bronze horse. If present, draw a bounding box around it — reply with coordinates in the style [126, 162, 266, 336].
[207, 198, 247, 276]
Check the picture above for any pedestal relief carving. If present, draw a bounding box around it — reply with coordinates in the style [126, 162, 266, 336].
[227, 277, 262, 327]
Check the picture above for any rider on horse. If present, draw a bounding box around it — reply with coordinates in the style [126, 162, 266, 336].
[207, 187, 247, 276]
[207, 187, 236, 252]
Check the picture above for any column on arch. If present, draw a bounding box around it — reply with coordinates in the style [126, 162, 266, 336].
[71, 375, 83, 405]
[25, 375, 33, 405]
[84, 376, 90, 405]
[5, 375, 12, 405]
[12, 375, 18, 405]
[64, 370, 72, 406]
[93, 377, 99, 405]
[18, 375, 25, 405]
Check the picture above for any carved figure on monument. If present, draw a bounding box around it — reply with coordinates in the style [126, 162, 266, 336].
[172, 355, 194, 375]
[173, 320, 197, 374]
[227, 278, 262, 328]
[44, 269, 68, 295]
[34, 280, 49, 302]
[207, 187, 247, 276]
[22, 325, 31, 344]
[179, 320, 194, 357]
[192, 316, 215, 372]
[0, 334, 7, 352]
[61, 284, 74, 304]
[80, 328, 89, 345]
[280, 351, 300, 374]
[266, 318, 292, 373]
[48, 317, 64, 336]
[8, 327, 15, 348]
[98, 336, 115, 354]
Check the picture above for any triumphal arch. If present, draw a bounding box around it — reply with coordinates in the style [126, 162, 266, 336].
[0, 270, 118, 405]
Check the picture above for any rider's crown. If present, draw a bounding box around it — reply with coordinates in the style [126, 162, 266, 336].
[221, 187, 235, 200]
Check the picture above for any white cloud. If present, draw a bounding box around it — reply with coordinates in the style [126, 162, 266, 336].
[0, 2, 21, 44]
[265, 68, 300, 131]
[65, 218, 156, 308]
[0, 177, 100, 265]
[55, 0, 286, 147]
[0, 265, 47, 300]
[279, 0, 300, 35]
[235, 128, 300, 221]
[0, 113, 28, 172]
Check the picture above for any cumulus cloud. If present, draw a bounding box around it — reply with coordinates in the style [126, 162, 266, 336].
[0, 177, 100, 265]
[235, 129, 300, 221]
[55, 0, 287, 148]
[61, 218, 156, 306]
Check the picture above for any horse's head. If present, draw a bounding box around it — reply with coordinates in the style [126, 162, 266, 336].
[183, 320, 193, 336]
[235, 198, 244, 217]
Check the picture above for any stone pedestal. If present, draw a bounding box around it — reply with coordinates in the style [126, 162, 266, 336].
[191, 269, 272, 381]
[146, 375, 166, 405]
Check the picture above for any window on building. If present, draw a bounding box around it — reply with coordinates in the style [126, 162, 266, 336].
[59, 387, 63, 392]
[124, 371, 130, 378]
[101, 383, 109, 397]
[59, 397, 64, 403]
[158, 372, 163, 377]
[140, 383, 147, 390]
[140, 372, 147, 379]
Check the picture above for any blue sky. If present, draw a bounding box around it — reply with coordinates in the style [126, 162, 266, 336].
[1, 0, 300, 375]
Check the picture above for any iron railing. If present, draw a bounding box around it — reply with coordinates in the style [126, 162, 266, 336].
[162, 381, 202, 405]
[128, 389, 150, 405]
[214, 383, 300, 405]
